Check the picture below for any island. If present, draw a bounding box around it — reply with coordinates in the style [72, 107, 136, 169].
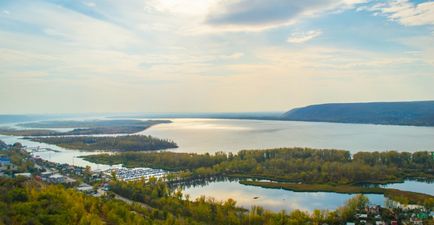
[82, 148, 434, 207]
[0, 119, 171, 136]
[30, 135, 177, 152]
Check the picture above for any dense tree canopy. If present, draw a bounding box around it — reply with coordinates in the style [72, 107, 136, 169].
[31, 135, 177, 152]
[83, 148, 434, 184]
[1, 120, 171, 136]
[0, 177, 375, 225]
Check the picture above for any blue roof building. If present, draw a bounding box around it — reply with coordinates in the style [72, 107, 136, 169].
[0, 156, 11, 165]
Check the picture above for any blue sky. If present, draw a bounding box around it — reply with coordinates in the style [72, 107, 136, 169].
[0, 0, 433, 113]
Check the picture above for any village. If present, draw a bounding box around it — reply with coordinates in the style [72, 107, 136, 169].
[0, 142, 168, 196]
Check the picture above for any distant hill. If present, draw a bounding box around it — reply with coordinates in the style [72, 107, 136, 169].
[281, 101, 434, 126]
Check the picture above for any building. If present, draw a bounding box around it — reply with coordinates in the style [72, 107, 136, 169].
[0, 156, 17, 174]
[41, 171, 53, 181]
[15, 172, 31, 178]
[0, 156, 12, 170]
[48, 174, 65, 183]
[76, 183, 94, 194]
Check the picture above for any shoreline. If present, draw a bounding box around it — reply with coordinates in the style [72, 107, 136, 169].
[239, 180, 434, 207]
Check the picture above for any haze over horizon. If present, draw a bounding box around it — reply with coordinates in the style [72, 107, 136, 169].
[1, 0, 434, 114]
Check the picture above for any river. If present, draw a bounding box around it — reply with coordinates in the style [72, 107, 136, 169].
[140, 118, 434, 153]
[1, 117, 433, 212]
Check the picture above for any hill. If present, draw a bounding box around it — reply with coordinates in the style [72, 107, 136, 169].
[281, 101, 434, 126]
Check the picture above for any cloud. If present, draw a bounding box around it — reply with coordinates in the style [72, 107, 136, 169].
[287, 30, 322, 43]
[1, 0, 434, 114]
[4, 1, 139, 49]
[83, 2, 96, 8]
[220, 52, 244, 59]
[150, 0, 217, 16]
[364, 0, 434, 26]
[206, 0, 366, 30]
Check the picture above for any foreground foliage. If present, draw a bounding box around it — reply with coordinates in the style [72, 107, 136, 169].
[0, 177, 152, 225]
[1, 177, 379, 225]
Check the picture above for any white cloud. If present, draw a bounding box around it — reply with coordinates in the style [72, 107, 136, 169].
[365, 0, 434, 26]
[151, 0, 217, 16]
[2, 10, 10, 15]
[221, 52, 244, 59]
[83, 2, 96, 8]
[1, 0, 434, 114]
[206, 0, 366, 30]
[6, 1, 139, 49]
[287, 30, 322, 44]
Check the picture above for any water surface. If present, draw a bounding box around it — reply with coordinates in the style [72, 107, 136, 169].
[382, 180, 434, 196]
[181, 179, 385, 212]
[140, 119, 434, 153]
[0, 134, 111, 170]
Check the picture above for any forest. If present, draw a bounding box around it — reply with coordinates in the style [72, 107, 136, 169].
[281, 101, 434, 126]
[31, 135, 177, 152]
[19, 119, 170, 129]
[0, 120, 171, 136]
[82, 148, 434, 184]
[0, 176, 383, 225]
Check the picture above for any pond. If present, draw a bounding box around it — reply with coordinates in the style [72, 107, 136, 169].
[179, 179, 386, 212]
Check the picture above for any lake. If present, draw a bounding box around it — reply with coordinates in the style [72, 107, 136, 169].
[140, 118, 434, 153]
[180, 178, 386, 212]
[382, 180, 434, 196]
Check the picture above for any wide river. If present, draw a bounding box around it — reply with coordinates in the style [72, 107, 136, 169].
[1, 118, 433, 212]
[140, 118, 434, 153]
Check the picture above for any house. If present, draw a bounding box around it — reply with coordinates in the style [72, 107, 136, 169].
[101, 183, 110, 191]
[76, 183, 94, 194]
[41, 171, 53, 181]
[48, 174, 65, 183]
[0, 156, 12, 170]
[15, 172, 31, 178]
[359, 214, 368, 219]
[0, 156, 17, 175]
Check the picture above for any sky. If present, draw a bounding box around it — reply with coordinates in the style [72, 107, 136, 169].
[0, 0, 434, 114]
